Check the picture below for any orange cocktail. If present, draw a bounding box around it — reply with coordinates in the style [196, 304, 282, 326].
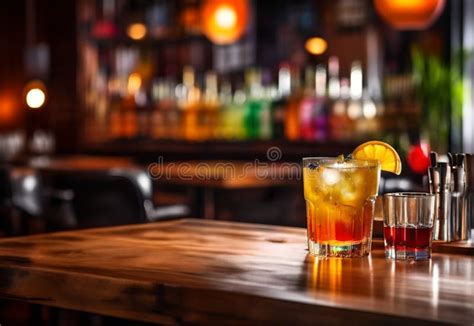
[303, 157, 380, 257]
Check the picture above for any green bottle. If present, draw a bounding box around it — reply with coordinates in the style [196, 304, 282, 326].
[243, 68, 264, 140]
[259, 86, 276, 140]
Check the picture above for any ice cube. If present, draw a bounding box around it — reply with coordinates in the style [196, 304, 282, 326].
[341, 188, 358, 203]
[338, 177, 361, 205]
[322, 168, 341, 185]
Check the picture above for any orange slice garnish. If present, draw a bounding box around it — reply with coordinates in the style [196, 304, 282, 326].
[352, 141, 402, 175]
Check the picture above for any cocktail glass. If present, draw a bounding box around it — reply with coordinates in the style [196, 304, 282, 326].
[303, 157, 381, 257]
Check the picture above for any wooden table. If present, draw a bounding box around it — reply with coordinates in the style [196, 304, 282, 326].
[149, 161, 300, 219]
[0, 219, 473, 324]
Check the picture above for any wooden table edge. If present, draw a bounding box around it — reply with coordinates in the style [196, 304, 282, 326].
[0, 261, 445, 325]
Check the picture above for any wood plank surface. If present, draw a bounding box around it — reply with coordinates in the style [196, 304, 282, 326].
[0, 219, 473, 324]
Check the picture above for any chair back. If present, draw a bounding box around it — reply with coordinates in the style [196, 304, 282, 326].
[0, 165, 12, 205]
[41, 168, 150, 229]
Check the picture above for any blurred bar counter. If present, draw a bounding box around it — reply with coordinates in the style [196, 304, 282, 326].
[84, 139, 358, 162]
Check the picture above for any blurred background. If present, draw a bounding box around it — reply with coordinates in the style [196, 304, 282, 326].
[1, 0, 474, 234]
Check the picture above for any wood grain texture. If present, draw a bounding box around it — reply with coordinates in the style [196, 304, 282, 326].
[0, 219, 473, 325]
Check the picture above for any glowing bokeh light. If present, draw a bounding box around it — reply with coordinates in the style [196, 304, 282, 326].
[215, 6, 237, 29]
[305, 37, 328, 56]
[26, 88, 46, 109]
[127, 23, 147, 40]
[127, 73, 142, 95]
[363, 100, 377, 119]
[347, 102, 362, 120]
[201, 0, 249, 45]
[24, 80, 47, 109]
[0, 93, 18, 125]
[374, 0, 445, 30]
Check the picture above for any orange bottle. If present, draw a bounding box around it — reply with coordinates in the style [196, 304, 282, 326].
[284, 66, 303, 141]
[179, 66, 201, 141]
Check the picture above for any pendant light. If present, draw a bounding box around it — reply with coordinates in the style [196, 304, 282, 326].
[24, 0, 48, 110]
[374, 0, 445, 30]
[201, 0, 249, 45]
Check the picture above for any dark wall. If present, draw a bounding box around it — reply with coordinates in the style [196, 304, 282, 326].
[0, 1, 79, 154]
[0, 2, 26, 131]
[38, 0, 79, 153]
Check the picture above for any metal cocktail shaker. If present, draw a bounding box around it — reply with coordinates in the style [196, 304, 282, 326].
[449, 153, 468, 241]
[428, 154, 452, 241]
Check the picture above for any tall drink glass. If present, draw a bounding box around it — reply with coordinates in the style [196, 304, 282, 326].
[303, 157, 381, 257]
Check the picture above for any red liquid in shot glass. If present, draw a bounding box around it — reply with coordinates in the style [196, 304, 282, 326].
[383, 226, 433, 250]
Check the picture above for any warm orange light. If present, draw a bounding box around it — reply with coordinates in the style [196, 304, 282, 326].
[374, 0, 445, 30]
[127, 73, 142, 95]
[201, 0, 249, 45]
[0, 93, 19, 126]
[215, 6, 237, 29]
[127, 23, 147, 40]
[305, 37, 328, 56]
[180, 7, 201, 34]
[23, 80, 47, 109]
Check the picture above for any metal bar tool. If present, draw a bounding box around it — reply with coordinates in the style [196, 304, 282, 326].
[428, 152, 452, 241]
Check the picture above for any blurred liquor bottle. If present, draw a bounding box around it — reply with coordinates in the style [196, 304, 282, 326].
[151, 79, 175, 139]
[216, 81, 232, 139]
[346, 61, 364, 136]
[259, 85, 274, 140]
[350, 61, 381, 139]
[228, 88, 247, 140]
[201, 71, 220, 140]
[151, 80, 164, 139]
[105, 70, 121, 140]
[108, 90, 123, 140]
[179, 66, 201, 141]
[122, 94, 138, 139]
[135, 87, 151, 138]
[327, 57, 352, 141]
[243, 68, 264, 140]
[340, 78, 354, 140]
[313, 65, 329, 141]
[358, 92, 379, 137]
[271, 65, 291, 140]
[120, 71, 143, 139]
[299, 66, 316, 141]
[166, 82, 181, 140]
[299, 65, 329, 141]
[284, 66, 303, 141]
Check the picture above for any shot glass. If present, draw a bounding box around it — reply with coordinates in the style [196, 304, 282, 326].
[383, 192, 436, 260]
